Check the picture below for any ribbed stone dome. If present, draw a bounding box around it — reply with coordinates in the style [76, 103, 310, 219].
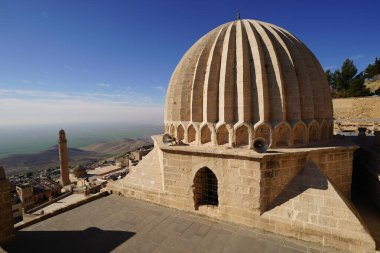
[164, 19, 333, 148]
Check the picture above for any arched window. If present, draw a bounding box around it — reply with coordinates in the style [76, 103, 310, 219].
[177, 125, 184, 142]
[236, 125, 249, 147]
[201, 125, 211, 144]
[217, 125, 229, 145]
[188, 125, 196, 143]
[193, 167, 218, 209]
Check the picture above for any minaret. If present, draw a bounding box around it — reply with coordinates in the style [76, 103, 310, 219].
[58, 129, 70, 186]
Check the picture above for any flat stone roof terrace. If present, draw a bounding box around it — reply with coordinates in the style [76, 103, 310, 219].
[3, 195, 342, 253]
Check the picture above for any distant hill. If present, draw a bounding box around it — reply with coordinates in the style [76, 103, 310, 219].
[81, 138, 152, 154]
[365, 79, 380, 93]
[0, 147, 103, 175]
[0, 138, 152, 175]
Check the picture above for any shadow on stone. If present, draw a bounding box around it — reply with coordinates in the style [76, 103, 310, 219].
[3, 227, 135, 253]
[352, 189, 380, 250]
[266, 161, 328, 211]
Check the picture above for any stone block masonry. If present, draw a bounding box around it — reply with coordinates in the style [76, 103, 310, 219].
[0, 166, 14, 245]
[108, 135, 376, 253]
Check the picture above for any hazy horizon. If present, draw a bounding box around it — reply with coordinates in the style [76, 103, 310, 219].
[0, 122, 163, 159]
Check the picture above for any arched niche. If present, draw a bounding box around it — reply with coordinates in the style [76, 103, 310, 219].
[165, 124, 170, 133]
[308, 122, 319, 145]
[201, 125, 211, 144]
[177, 125, 184, 142]
[236, 125, 249, 147]
[216, 125, 229, 145]
[275, 124, 290, 148]
[188, 125, 196, 143]
[293, 123, 307, 147]
[255, 124, 271, 146]
[169, 124, 175, 137]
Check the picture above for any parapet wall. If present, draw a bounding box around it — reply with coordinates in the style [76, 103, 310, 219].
[0, 167, 14, 245]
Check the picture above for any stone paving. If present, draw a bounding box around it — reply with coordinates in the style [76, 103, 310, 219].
[4, 195, 341, 253]
[32, 193, 87, 215]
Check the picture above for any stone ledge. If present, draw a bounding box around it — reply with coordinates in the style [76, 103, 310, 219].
[153, 135, 358, 160]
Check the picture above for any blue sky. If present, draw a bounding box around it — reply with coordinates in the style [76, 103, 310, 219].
[0, 0, 379, 126]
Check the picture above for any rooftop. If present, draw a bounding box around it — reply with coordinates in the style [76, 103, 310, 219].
[3, 195, 342, 253]
[89, 164, 124, 176]
[15, 179, 61, 192]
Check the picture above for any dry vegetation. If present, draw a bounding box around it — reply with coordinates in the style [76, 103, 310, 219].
[365, 79, 380, 93]
[333, 96, 380, 121]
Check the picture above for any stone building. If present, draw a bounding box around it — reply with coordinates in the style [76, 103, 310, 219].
[16, 179, 61, 212]
[58, 129, 71, 186]
[11, 193, 22, 223]
[0, 166, 14, 245]
[109, 19, 375, 252]
[72, 164, 89, 188]
[130, 148, 152, 161]
[72, 164, 88, 178]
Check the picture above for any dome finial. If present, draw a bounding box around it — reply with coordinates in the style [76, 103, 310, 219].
[236, 10, 241, 20]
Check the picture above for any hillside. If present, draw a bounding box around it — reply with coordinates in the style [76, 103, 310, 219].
[365, 79, 380, 93]
[0, 147, 103, 174]
[0, 138, 153, 175]
[81, 138, 152, 154]
[333, 96, 380, 121]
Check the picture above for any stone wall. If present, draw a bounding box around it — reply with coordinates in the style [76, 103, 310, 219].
[0, 167, 14, 245]
[160, 150, 262, 217]
[108, 137, 375, 252]
[261, 149, 354, 212]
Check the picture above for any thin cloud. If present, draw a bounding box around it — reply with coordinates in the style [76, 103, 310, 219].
[349, 54, 364, 60]
[96, 83, 111, 88]
[151, 86, 165, 92]
[0, 89, 76, 100]
[64, 64, 72, 70]
[21, 80, 47, 85]
[0, 88, 152, 106]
